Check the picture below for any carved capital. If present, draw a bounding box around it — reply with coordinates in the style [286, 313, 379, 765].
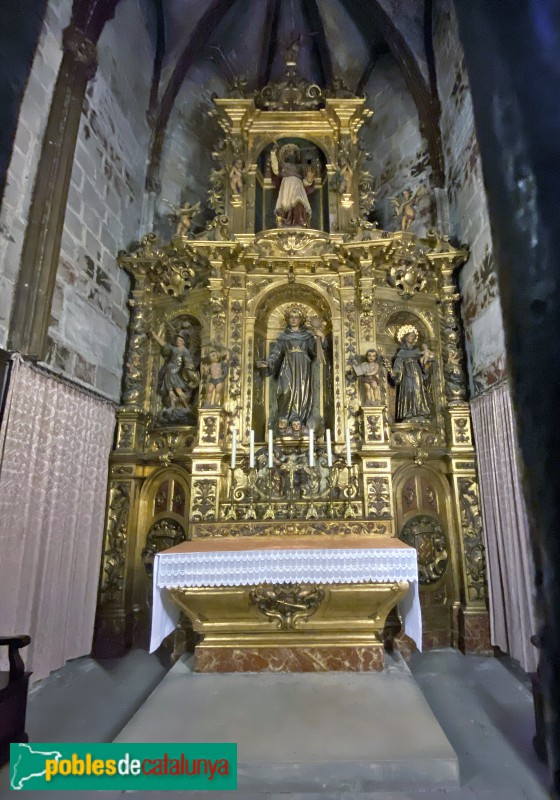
[62, 24, 98, 79]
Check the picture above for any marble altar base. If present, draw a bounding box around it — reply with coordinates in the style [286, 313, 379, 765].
[170, 581, 409, 673]
[195, 644, 385, 672]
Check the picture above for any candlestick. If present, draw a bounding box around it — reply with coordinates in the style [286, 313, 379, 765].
[268, 429, 273, 468]
[326, 429, 332, 467]
[231, 428, 237, 469]
[309, 427, 314, 467]
[249, 429, 255, 468]
[345, 423, 352, 467]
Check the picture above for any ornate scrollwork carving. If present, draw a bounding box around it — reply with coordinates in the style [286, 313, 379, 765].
[142, 518, 186, 576]
[391, 426, 442, 449]
[191, 479, 218, 521]
[399, 514, 448, 585]
[255, 229, 331, 259]
[440, 295, 468, 402]
[228, 299, 243, 403]
[457, 478, 487, 602]
[191, 519, 388, 538]
[99, 483, 130, 606]
[255, 71, 323, 111]
[122, 294, 149, 408]
[382, 239, 435, 298]
[249, 584, 325, 629]
[366, 476, 391, 518]
[366, 414, 383, 441]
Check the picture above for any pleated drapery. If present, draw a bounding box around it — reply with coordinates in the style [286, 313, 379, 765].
[0, 357, 115, 681]
[471, 382, 537, 672]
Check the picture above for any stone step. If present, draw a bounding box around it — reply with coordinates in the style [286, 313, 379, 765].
[114, 652, 459, 794]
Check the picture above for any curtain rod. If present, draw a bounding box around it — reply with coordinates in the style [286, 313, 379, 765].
[14, 354, 120, 410]
[470, 375, 509, 403]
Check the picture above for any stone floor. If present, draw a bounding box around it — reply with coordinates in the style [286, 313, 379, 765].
[0, 647, 551, 799]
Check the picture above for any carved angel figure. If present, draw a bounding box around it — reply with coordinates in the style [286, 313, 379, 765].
[163, 199, 201, 238]
[203, 348, 228, 407]
[353, 349, 385, 404]
[336, 153, 354, 194]
[229, 159, 244, 195]
[390, 188, 425, 231]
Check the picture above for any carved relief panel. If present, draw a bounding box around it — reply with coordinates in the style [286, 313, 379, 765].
[394, 466, 456, 648]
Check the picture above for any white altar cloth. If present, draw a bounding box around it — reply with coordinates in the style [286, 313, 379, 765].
[150, 540, 421, 653]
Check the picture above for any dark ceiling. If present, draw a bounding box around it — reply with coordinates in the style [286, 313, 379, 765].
[147, 0, 444, 184]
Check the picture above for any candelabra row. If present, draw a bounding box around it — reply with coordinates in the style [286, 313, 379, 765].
[230, 426, 354, 470]
[222, 457, 361, 522]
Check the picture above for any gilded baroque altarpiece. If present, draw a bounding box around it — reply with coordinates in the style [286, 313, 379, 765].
[93, 64, 489, 662]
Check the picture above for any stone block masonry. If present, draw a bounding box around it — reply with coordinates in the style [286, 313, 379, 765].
[45, 0, 156, 402]
[0, 0, 70, 349]
[433, 0, 506, 396]
[363, 54, 433, 235]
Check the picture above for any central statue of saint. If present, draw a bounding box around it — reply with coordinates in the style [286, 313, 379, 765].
[270, 143, 315, 228]
[257, 306, 326, 431]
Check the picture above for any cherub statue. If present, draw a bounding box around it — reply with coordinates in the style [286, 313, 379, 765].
[163, 199, 201, 238]
[390, 188, 426, 231]
[229, 159, 244, 195]
[420, 343, 436, 369]
[337, 153, 354, 194]
[353, 349, 385, 404]
[150, 324, 200, 409]
[309, 314, 327, 365]
[203, 348, 228, 407]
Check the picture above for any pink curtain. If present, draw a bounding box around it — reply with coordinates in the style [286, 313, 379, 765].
[0, 357, 115, 681]
[471, 382, 537, 672]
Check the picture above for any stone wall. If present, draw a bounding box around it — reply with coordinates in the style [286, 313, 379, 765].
[156, 62, 228, 238]
[363, 53, 433, 234]
[0, 0, 70, 349]
[45, 0, 155, 401]
[433, 0, 506, 396]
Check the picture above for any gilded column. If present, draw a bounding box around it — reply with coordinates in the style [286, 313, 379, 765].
[432, 244, 491, 652]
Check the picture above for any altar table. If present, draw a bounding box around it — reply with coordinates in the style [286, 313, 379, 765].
[150, 535, 421, 671]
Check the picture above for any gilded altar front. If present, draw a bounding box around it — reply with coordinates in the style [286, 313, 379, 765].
[93, 58, 490, 663]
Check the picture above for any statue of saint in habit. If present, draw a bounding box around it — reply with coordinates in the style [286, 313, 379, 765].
[257, 306, 327, 433]
[391, 325, 434, 422]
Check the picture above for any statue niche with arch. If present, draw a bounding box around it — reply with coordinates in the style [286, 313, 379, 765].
[254, 293, 333, 440]
[380, 313, 437, 426]
[256, 139, 328, 233]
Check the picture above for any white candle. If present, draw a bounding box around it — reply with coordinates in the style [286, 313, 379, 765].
[268, 429, 273, 468]
[309, 427, 314, 467]
[326, 429, 332, 467]
[249, 429, 255, 468]
[231, 428, 237, 469]
[346, 423, 352, 467]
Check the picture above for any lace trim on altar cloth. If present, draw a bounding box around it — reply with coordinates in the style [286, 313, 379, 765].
[155, 548, 418, 588]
